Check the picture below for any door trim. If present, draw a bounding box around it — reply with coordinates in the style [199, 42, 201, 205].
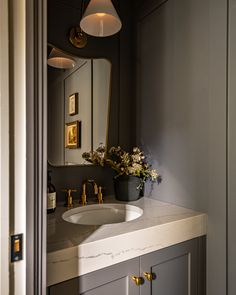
[0, 0, 10, 293]
[26, 0, 47, 294]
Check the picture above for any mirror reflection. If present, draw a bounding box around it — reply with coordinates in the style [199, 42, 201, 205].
[47, 46, 111, 166]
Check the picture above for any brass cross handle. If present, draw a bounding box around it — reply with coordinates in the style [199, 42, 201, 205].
[62, 189, 77, 208]
[131, 276, 144, 286]
[143, 272, 155, 281]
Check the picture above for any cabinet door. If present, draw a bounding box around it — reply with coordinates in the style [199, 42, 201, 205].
[48, 257, 139, 295]
[140, 239, 198, 295]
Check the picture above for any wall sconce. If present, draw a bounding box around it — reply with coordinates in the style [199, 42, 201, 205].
[47, 48, 76, 69]
[69, 26, 88, 49]
[80, 0, 122, 37]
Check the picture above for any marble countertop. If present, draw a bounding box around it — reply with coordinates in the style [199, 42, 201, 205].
[47, 197, 207, 286]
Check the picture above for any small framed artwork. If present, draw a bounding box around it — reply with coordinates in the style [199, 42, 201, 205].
[68, 93, 78, 116]
[65, 120, 81, 149]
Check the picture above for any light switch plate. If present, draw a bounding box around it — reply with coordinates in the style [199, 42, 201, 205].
[11, 234, 23, 262]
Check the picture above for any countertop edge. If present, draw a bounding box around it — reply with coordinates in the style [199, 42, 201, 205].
[47, 212, 207, 286]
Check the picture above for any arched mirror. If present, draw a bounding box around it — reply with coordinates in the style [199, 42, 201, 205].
[47, 45, 111, 166]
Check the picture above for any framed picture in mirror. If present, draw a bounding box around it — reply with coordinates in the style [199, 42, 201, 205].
[65, 120, 81, 148]
[68, 92, 78, 116]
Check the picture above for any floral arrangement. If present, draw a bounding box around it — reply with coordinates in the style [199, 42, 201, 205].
[82, 145, 161, 189]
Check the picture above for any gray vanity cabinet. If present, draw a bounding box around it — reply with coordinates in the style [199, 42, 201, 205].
[140, 239, 200, 295]
[48, 238, 205, 295]
[48, 257, 139, 295]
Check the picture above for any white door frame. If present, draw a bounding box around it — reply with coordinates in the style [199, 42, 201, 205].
[9, 0, 27, 293]
[1, 0, 47, 294]
[1, 0, 28, 294]
[0, 0, 10, 294]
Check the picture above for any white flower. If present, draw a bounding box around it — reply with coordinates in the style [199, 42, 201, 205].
[132, 154, 141, 162]
[121, 152, 130, 163]
[132, 163, 142, 172]
[150, 169, 158, 181]
[83, 145, 161, 186]
[133, 147, 141, 154]
[128, 166, 136, 174]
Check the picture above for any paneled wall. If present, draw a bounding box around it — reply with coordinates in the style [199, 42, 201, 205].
[47, 0, 236, 294]
[228, 1, 236, 294]
[133, 0, 227, 294]
[135, 0, 212, 210]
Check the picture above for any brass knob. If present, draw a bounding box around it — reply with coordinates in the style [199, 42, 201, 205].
[143, 272, 155, 281]
[131, 276, 143, 286]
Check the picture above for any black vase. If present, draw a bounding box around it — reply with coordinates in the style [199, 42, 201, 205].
[113, 175, 144, 201]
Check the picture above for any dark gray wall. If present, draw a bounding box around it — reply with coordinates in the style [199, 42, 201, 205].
[135, 0, 211, 210]
[47, 1, 235, 294]
[47, 0, 134, 201]
[228, 1, 236, 294]
[133, 0, 227, 295]
[47, 1, 236, 294]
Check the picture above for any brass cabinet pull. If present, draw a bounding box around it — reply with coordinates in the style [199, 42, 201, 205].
[131, 276, 143, 286]
[143, 272, 155, 281]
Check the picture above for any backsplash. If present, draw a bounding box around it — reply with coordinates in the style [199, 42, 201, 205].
[48, 164, 116, 203]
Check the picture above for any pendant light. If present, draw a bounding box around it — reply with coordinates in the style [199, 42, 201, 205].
[80, 0, 122, 37]
[47, 48, 76, 69]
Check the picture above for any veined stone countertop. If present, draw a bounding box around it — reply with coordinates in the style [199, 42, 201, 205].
[47, 197, 207, 286]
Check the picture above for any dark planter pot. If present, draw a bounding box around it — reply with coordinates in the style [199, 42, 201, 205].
[113, 175, 144, 201]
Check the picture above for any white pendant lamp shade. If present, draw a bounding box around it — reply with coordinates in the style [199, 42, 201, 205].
[47, 48, 76, 69]
[80, 0, 122, 37]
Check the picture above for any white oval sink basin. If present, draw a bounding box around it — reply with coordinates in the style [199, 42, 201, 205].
[62, 203, 143, 225]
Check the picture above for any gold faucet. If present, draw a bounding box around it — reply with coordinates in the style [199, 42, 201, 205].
[81, 183, 87, 206]
[80, 179, 103, 205]
[62, 188, 77, 208]
[97, 186, 103, 204]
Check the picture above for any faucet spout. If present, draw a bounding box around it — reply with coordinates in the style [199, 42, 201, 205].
[81, 179, 99, 205]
